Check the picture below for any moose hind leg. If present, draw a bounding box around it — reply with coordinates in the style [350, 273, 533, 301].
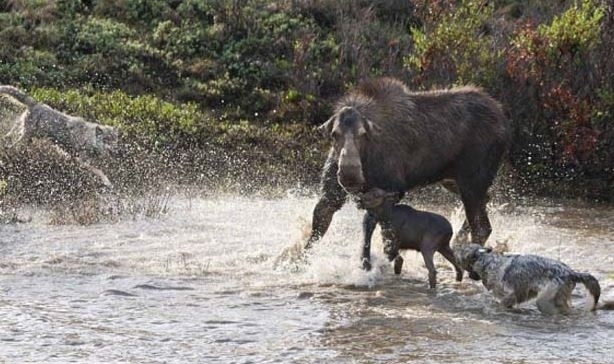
[457, 141, 505, 246]
[441, 180, 471, 246]
[393, 255, 404, 275]
[453, 220, 471, 246]
[473, 203, 492, 246]
[458, 185, 492, 246]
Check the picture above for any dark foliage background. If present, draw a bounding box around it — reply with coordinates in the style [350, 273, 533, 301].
[1, 0, 612, 202]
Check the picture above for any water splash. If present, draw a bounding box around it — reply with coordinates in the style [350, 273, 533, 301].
[1, 193, 613, 363]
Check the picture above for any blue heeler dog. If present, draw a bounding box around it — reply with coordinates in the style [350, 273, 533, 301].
[357, 188, 463, 289]
[456, 244, 601, 314]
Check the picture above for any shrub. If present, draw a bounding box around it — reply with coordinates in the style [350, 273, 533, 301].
[538, 0, 604, 55]
[30, 87, 212, 145]
[1, 0, 613, 200]
[407, 0, 502, 88]
[506, 0, 608, 190]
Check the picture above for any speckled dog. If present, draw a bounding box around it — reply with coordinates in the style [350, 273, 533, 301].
[457, 244, 601, 314]
[1, 85, 117, 187]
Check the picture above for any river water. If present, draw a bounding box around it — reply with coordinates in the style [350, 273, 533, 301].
[1, 192, 613, 363]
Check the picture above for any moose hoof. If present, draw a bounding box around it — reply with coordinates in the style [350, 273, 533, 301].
[469, 271, 481, 281]
[393, 256, 403, 275]
[362, 258, 372, 271]
[456, 271, 463, 282]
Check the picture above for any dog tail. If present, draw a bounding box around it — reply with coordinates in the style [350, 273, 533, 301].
[0, 85, 37, 108]
[573, 273, 601, 310]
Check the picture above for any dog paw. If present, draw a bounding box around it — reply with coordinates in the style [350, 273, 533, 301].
[393, 256, 403, 275]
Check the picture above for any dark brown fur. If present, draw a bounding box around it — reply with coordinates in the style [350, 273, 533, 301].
[307, 78, 511, 269]
[358, 188, 463, 289]
[333, 78, 509, 192]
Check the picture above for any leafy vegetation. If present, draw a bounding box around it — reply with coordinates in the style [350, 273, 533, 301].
[0, 0, 613, 203]
[408, 0, 613, 200]
[407, 0, 500, 87]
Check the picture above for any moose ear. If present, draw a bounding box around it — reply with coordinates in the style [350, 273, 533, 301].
[363, 118, 378, 136]
[317, 116, 334, 136]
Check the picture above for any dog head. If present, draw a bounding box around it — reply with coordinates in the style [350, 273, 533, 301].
[67, 117, 118, 157]
[455, 244, 492, 281]
[355, 188, 402, 210]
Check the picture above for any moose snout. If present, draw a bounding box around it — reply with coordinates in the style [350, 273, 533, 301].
[336, 139, 365, 193]
[337, 170, 366, 193]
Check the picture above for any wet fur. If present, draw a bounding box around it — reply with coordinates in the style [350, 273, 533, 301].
[457, 244, 601, 314]
[358, 188, 463, 289]
[327, 78, 510, 194]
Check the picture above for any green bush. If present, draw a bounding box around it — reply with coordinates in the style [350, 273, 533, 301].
[30, 88, 213, 145]
[407, 0, 501, 88]
[1, 0, 613, 200]
[504, 0, 610, 197]
[538, 0, 604, 56]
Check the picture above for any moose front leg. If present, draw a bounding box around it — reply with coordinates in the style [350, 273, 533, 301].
[381, 224, 402, 274]
[361, 211, 378, 271]
[305, 153, 347, 250]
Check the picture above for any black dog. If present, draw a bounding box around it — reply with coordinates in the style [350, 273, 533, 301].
[357, 188, 463, 289]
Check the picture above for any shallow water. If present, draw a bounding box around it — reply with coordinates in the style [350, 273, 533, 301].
[1, 193, 613, 363]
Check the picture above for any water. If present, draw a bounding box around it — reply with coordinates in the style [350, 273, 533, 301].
[1, 193, 613, 363]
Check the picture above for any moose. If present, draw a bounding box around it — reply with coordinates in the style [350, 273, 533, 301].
[305, 77, 511, 270]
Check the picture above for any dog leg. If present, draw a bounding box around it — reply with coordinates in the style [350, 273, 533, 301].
[552, 282, 574, 315]
[535, 298, 557, 315]
[421, 248, 437, 289]
[500, 293, 517, 309]
[535, 282, 560, 315]
[382, 227, 401, 274]
[439, 245, 463, 282]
